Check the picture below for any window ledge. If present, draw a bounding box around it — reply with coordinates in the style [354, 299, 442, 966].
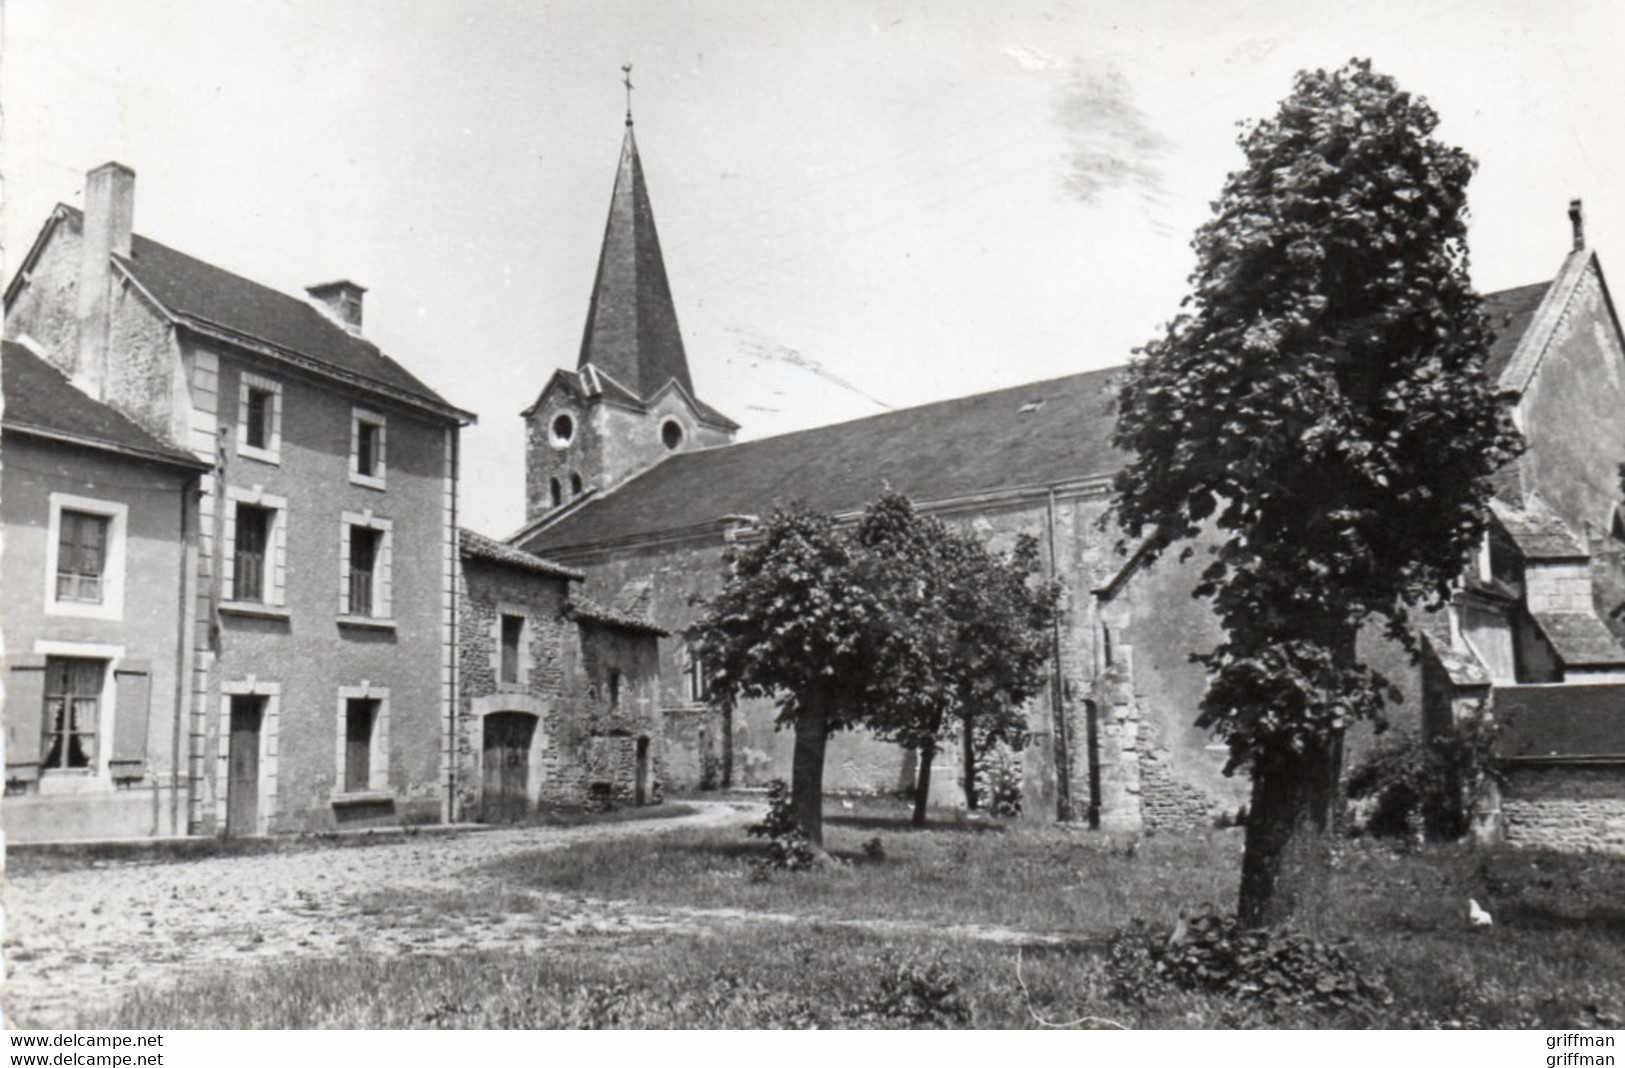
[349, 473, 387, 491]
[337, 615, 397, 631]
[236, 444, 281, 467]
[332, 790, 394, 807]
[219, 601, 291, 621]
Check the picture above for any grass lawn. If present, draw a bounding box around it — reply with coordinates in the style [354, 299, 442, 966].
[84, 800, 1625, 1029]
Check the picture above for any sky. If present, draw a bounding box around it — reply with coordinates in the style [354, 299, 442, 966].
[4, 0, 1623, 536]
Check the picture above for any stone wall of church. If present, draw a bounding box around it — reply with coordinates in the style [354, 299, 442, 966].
[1500, 764, 1625, 853]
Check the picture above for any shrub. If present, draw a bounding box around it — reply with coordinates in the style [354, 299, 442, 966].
[848, 951, 972, 1027]
[978, 748, 1024, 818]
[1106, 906, 1391, 1013]
[746, 780, 816, 872]
[1346, 718, 1499, 842]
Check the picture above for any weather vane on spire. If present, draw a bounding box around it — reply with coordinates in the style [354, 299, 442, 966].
[622, 62, 635, 127]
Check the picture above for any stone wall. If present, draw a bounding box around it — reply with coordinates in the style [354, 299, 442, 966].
[1500, 764, 1625, 853]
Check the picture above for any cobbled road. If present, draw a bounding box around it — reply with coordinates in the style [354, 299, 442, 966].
[2, 801, 758, 1028]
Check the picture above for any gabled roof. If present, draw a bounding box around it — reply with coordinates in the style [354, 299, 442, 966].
[459, 528, 583, 582]
[1482, 280, 1553, 384]
[566, 597, 669, 637]
[1492, 250, 1623, 396]
[1528, 611, 1625, 668]
[577, 127, 694, 401]
[525, 365, 1124, 553]
[1489, 496, 1588, 561]
[14, 206, 473, 424]
[1494, 682, 1625, 761]
[1, 340, 208, 470]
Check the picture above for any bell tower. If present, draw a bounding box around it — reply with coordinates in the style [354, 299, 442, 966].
[523, 70, 737, 527]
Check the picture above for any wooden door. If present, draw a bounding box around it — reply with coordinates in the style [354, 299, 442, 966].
[226, 695, 263, 836]
[482, 713, 536, 822]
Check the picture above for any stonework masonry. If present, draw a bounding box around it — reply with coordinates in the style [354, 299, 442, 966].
[1500, 764, 1625, 853]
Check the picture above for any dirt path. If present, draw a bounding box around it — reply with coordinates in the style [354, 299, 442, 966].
[2, 801, 752, 1028]
[2, 800, 1076, 1028]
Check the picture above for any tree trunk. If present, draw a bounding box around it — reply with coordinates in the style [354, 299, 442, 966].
[790, 711, 830, 847]
[913, 737, 936, 826]
[962, 710, 978, 811]
[1237, 731, 1345, 930]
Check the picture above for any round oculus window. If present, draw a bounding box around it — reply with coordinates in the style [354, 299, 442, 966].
[550, 412, 575, 446]
[661, 419, 684, 450]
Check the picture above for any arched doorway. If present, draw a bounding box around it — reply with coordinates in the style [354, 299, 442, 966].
[482, 711, 538, 822]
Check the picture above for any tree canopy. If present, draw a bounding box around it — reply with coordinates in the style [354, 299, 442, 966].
[1110, 59, 1521, 925]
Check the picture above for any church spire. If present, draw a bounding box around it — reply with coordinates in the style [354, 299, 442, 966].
[575, 78, 694, 400]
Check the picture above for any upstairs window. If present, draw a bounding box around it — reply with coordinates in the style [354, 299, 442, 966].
[339, 512, 393, 621]
[56, 511, 109, 603]
[500, 614, 525, 685]
[549, 478, 563, 508]
[237, 373, 282, 464]
[609, 668, 623, 710]
[43, 657, 105, 772]
[685, 645, 713, 703]
[223, 487, 287, 610]
[233, 504, 274, 603]
[350, 408, 387, 488]
[46, 494, 127, 620]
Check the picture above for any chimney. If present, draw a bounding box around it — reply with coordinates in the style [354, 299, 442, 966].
[75, 162, 137, 398]
[306, 280, 366, 336]
[1569, 197, 1585, 253]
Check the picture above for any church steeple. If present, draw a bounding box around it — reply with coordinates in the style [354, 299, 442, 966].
[519, 88, 738, 530]
[575, 119, 694, 399]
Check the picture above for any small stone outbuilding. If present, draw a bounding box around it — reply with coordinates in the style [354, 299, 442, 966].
[455, 529, 664, 820]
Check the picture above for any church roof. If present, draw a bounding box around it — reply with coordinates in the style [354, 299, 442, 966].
[1, 339, 208, 470]
[1494, 682, 1625, 762]
[1489, 496, 1588, 561]
[524, 280, 1549, 557]
[577, 127, 695, 401]
[525, 366, 1124, 552]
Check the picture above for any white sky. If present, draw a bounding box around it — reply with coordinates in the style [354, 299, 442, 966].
[5, 0, 1622, 536]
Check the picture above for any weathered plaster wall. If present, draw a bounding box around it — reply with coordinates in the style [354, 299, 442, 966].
[1, 436, 194, 841]
[559, 623, 663, 805]
[1500, 764, 1625, 853]
[195, 344, 453, 834]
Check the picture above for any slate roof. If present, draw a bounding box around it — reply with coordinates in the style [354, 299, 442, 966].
[1, 340, 207, 469]
[1489, 496, 1588, 560]
[566, 598, 669, 636]
[1529, 612, 1625, 668]
[459, 528, 584, 582]
[1421, 632, 1490, 688]
[526, 365, 1124, 552]
[1493, 683, 1625, 761]
[1482, 280, 1552, 383]
[51, 207, 470, 421]
[577, 128, 695, 400]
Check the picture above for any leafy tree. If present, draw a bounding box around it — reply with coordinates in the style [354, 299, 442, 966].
[854, 493, 1060, 823]
[1111, 59, 1521, 927]
[687, 506, 880, 848]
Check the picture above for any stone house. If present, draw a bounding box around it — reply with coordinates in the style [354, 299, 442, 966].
[454, 529, 664, 820]
[2, 339, 210, 842]
[511, 119, 1625, 843]
[5, 163, 475, 836]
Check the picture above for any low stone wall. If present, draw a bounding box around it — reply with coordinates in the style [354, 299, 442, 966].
[1137, 722, 1221, 831]
[1500, 764, 1625, 853]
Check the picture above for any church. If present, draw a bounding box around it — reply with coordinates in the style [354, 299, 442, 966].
[513, 113, 1625, 847]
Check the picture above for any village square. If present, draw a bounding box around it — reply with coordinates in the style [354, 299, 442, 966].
[2, 0, 1623, 1035]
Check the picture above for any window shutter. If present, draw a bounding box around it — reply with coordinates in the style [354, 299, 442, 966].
[110, 660, 153, 780]
[6, 656, 48, 782]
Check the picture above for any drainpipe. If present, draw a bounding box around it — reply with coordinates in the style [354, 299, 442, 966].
[172, 469, 202, 836]
[445, 429, 460, 824]
[1045, 487, 1073, 822]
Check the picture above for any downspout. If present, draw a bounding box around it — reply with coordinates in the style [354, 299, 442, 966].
[172, 469, 202, 836]
[446, 428, 460, 824]
[1045, 487, 1073, 822]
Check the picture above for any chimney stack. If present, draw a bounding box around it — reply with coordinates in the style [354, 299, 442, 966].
[306, 280, 366, 336]
[1569, 197, 1585, 253]
[75, 162, 137, 398]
